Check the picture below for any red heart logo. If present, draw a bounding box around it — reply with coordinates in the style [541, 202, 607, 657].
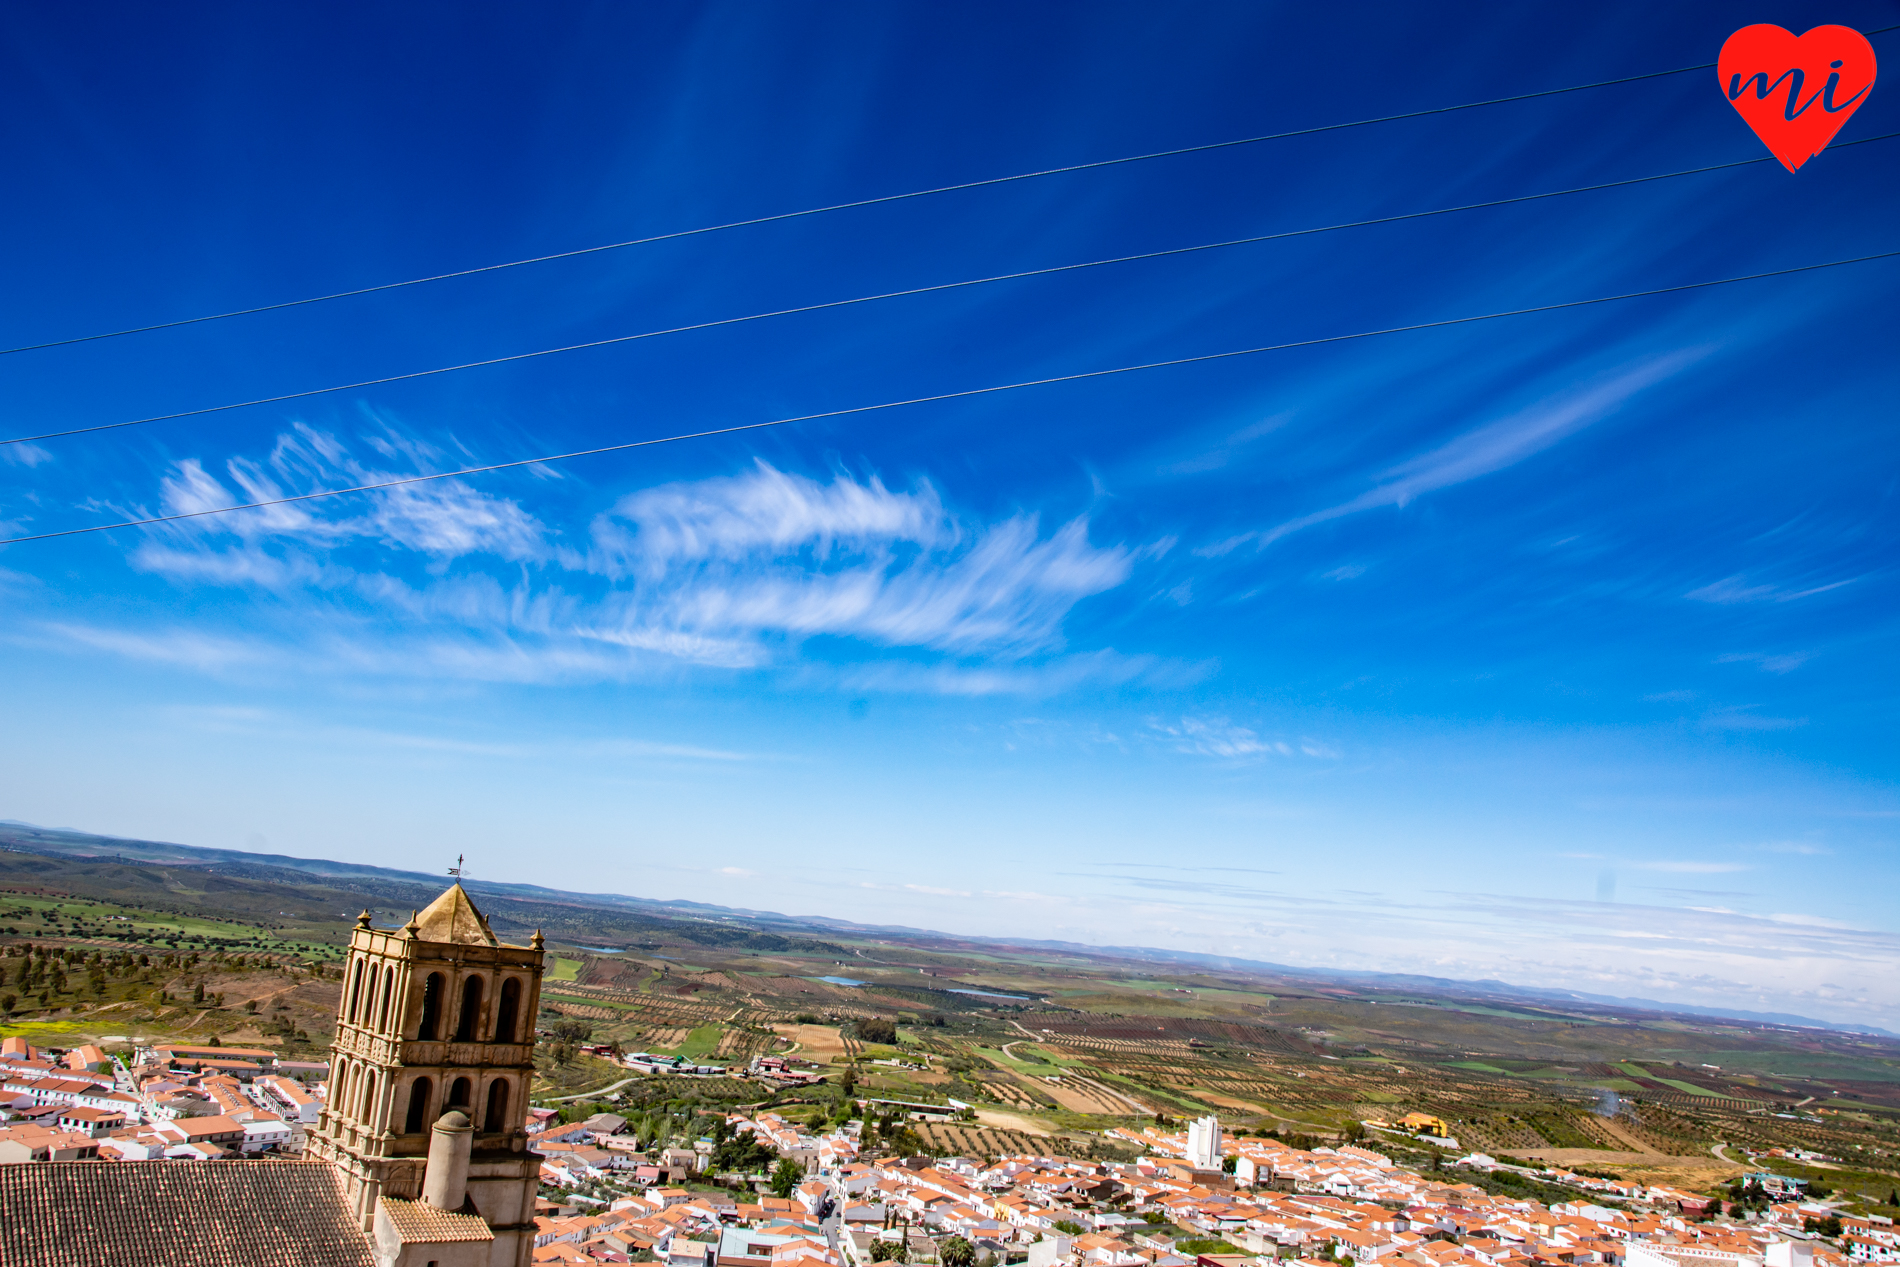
[1719, 24, 1877, 172]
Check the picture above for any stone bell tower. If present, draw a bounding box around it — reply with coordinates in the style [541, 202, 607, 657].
[308, 883, 546, 1267]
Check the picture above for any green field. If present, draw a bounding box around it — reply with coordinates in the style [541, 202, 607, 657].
[1683, 1051, 1900, 1083]
[6, 818, 1900, 1179]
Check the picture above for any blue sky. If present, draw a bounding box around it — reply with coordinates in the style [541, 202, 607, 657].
[1, 2, 1896, 1027]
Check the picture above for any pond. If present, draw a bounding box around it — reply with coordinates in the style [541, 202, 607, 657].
[818, 975, 866, 986]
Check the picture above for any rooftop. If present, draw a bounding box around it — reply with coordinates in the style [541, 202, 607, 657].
[0, 1159, 374, 1267]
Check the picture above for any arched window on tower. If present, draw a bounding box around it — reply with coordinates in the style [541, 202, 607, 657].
[358, 1069, 378, 1124]
[453, 975, 485, 1042]
[448, 1076, 472, 1109]
[377, 966, 396, 1033]
[417, 973, 444, 1040]
[404, 1077, 434, 1134]
[484, 1078, 510, 1133]
[494, 977, 521, 1044]
[346, 960, 364, 1024]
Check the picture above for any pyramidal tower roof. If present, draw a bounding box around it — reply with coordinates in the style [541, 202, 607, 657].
[411, 883, 499, 945]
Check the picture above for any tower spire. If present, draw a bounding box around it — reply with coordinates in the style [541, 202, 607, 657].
[310, 875, 544, 1260]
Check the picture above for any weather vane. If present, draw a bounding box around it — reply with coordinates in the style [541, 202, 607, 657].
[447, 853, 466, 881]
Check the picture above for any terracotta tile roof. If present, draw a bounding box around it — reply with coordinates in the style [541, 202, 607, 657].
[0, 1159, 374, 1267]
[381, 1197, 497, 1243]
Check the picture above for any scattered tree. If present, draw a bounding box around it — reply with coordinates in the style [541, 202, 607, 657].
[547, 1019, 594, 1065]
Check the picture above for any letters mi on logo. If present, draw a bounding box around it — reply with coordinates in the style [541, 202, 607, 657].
[1719, 24, 1877, 171]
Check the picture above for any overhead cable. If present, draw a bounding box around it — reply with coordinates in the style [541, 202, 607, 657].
[5, 248, 1893, 547]
[6, 132, 1894, 451]
[8, 26, 1894, 359]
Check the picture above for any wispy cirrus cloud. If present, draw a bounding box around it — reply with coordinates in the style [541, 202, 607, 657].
[1199, 352, 1701, 556]
[1151, 716, 1281, 759]
[1687, 575, 1860, 605]
[1, 441, 52, 469]
[87, 425, 1143, 688]
[1716, 651, 1811, 674]
[1630, 860, 1751, 874]
[1147, 715, 1338, 761]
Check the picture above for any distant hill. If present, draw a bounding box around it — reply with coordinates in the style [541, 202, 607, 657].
[1, 817, 1890, 1038]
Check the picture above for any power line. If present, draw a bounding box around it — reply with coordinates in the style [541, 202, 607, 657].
[6, 248, 1893, 548]
[9, 28, 1894, 360]
[7, 132, 1893, 451]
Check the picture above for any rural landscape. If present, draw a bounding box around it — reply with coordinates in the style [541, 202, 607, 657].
[6, 818, 1899, 1220]
[2, 8, 1891, 1267]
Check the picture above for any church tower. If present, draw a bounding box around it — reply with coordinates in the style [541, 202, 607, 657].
[309, 883, 546, 1266]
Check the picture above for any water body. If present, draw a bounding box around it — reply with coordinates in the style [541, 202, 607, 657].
[579, 946, 623, 953]
[948, 988, 1030, 1000]
[818, 975, 866, 986]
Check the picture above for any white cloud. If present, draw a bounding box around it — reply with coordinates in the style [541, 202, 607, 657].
[1688, 575, 1859, 604]
[1, 441, 52, 469]
[1630, 860, 1751, 874]
[836, 649, 1187, 697]
[583, 463, 1132, 661]
[151, 703, 769, 765]
[38, 623, 275, 673]
[1716, 651, 1811, 674]
[1759, 840, 1830, 856]
[1212, 352, 1701, 553]
[369, 481, 547, 560]
[1147, 716, 1334, 761]
[596, 461, 947, 577]
[94, 427, 1141, 687]
[1701, 710, 1807, 731]
[144, 432, 552, 564]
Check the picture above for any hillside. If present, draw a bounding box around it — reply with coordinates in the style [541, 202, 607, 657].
[5, 817, 1900, 1211]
